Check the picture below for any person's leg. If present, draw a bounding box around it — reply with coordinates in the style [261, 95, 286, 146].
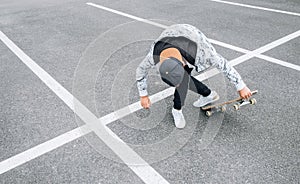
[173, 71, 189, 110]
[188, 75, 211, 96]
[189, 75, 220, 107]
[171, 71, 189, 128]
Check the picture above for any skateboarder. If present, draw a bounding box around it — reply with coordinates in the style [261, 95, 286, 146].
[136, 24, 252, 128]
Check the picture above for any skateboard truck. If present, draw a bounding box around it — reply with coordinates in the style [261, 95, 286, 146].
[233, 98, 257, 110]
[205, 105, 227, 117]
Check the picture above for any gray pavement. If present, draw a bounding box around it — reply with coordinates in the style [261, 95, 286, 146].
[0, 0, 299, 183]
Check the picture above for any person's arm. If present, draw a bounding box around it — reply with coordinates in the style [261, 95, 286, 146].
[210, 53, 252, 99]
[136, 52, 155, 108]
[198, 34, 252, 98]
[210, 53, 246, 90]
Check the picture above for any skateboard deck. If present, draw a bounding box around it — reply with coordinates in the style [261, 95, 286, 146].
[201, 90, 258, 117]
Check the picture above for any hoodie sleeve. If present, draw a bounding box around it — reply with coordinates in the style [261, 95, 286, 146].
[136, 51, 155, 97]
[198, 33, 246, 91]
[209, 53, 246, 91]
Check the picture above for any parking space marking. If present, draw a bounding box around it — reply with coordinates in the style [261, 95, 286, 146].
[86, 2, 167, 29]
[230, 30, 300, 66]
[211, 39, 300, 72]
[208, 39, 249, 53]
[0, 125, 91, 175]
[249, 30, 300, 54]
[256, 54, 300, 72]
[210, 0, 300, 17]
[87, 2, 300, 72]
[0, 31, 170, 184]
[0, 31, 75, 110]
[1, 23, 299, 176]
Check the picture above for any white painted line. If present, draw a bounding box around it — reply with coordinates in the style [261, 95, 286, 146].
[209, 36, 300, 72]
[0, 125, 91, 174]
[208, 38, 249, 53]
[86, 2, 168, 29]
[0, 32, 75, 111]
[210, 36, 300, 72]
[229, 30, 300, 66]
[256, 54, 300, 71]
[251, 30, 300, 55]
[210, 0, 300, 17]
[1, 2, 300, 177]
[100, 88, 175, 126]
[0, 31, 170, 184]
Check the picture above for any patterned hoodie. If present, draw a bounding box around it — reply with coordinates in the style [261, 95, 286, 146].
[136, 24, 246, 97]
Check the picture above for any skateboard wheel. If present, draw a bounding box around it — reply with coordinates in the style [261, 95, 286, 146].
[233, 104, 240, 110]
[249, 98, 257, 105]
[206, 111, 212, 117]
[221, 106, 226, 112]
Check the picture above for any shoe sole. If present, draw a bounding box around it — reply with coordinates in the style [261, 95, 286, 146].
[193, 94, 220, 108]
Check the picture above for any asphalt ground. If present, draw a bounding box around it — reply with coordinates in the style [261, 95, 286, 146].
[0, 0, 299, 183]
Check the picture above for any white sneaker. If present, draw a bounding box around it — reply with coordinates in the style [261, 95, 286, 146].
[172, 108, 186, 129]
[193, 91, 220, 108]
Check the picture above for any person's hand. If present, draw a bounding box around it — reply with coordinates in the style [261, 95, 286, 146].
[140, 96, 151, 109]
[238, 86, 252, 99]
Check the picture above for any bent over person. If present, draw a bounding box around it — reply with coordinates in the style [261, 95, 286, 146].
[136, 24, 252, 129]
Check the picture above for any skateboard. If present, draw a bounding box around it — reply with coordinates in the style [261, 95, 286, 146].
[201, 90, 258, 117]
